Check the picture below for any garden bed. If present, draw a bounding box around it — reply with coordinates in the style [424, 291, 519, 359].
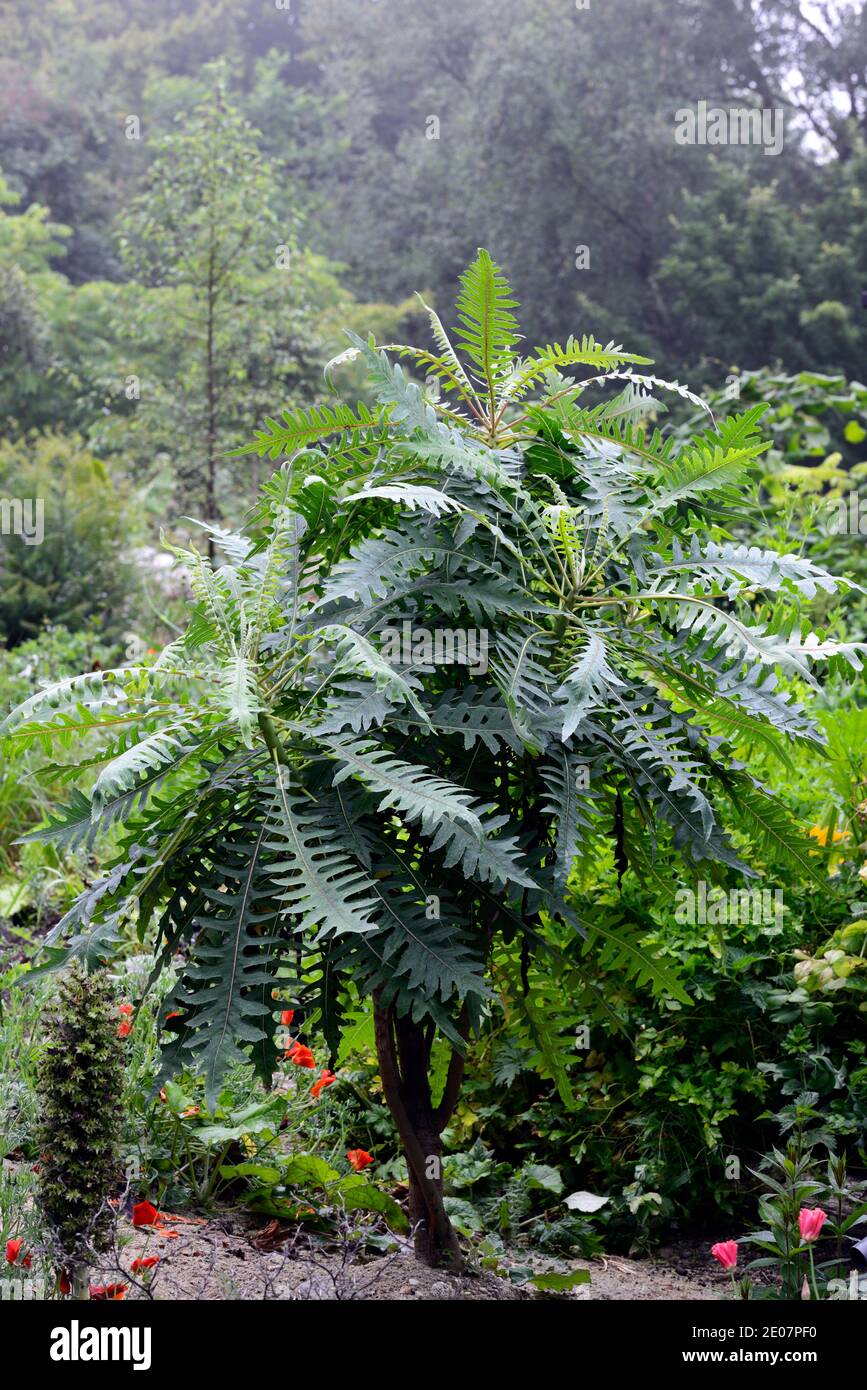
[85, 1210, 723, 1302]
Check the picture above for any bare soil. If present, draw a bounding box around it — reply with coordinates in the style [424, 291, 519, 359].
[92, 1212, 725, 1301]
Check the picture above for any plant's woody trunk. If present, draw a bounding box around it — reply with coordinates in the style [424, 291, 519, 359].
[373, 990, 467, 1270]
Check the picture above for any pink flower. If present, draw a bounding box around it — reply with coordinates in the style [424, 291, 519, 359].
[711, 1240, 738, 1271]
[798, 1208, 828, 1243]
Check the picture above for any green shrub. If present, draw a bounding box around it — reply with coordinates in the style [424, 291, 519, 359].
[452, 860, 867, 1248]
[0, 432, 137, 646]
[0, 626, 116, 908]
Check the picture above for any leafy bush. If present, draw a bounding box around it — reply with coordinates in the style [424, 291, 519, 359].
[0, 626, 117, 932]
[0, 433, 138, 646]
[673, 368, 867, 639]
[457, 869, 867, 1247]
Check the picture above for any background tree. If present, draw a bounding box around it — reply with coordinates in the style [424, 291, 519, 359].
[115, 72, 284, 530]
[113, 69, 412, 528]
[0, 173, 73, 433]
[659, 146, 867, 381]
[2, 0, 865, 393]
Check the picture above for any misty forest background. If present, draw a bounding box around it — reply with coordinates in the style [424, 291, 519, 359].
[3, 0, 867, 491]
[3, 0, 867, 1269]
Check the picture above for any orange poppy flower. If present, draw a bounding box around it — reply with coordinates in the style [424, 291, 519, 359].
[90, 1282, 128, 1300]
[311, 1069, 337, 1099]
[346, 1148, 373, 1171]
[287, 1042, 315, 1069]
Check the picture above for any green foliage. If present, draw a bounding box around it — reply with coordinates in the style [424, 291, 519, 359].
[0, 432, 137, 647]
[299, 0, 867, 378]
[0, 623, 115, 792]
[793, 916, 867, 1008]
[453, 852, 867, 1247]
[2, 0, 867, 1272]
[36, 961, 125, 1272]
[0, 172, 73, 431]
[227, 1151, 408, 1235]
[0, 626, 118, 947]
[3, 252, 859, 1183]
[4, 0, 867, 395]
[138, 1072, 289, 1208]
[108, 72, 413, 522]
[0, 969, 45, 1165]
[660, 147, 867, 380]
[440, 1139, 604, 1256]
[674, 366, 867, 652]
[743, 1142, 867, 1301]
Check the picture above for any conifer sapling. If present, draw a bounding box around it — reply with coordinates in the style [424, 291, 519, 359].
[36, 961, 125, 1297]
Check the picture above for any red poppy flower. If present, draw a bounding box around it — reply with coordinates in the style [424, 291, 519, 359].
[118, 1002, 134, 1017]
[346, 1148, 373, 1172]
[132, 1199, 161, 1228]
[311, 1069, 337, 1099]
[165, 1011, 181, 1021]
[58, 1271, 71, 1296]
[5, 1238, 30, 1267]
[90, 1282, 128, 1301]
[281, 1009, 295, 1026]
[287, 1042, 315, 1069]
[117, 1020, 132, 1038]
[130, 1256, 160, 1272]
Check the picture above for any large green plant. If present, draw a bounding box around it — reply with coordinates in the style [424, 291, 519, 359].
[3, 251, 863, 1266]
